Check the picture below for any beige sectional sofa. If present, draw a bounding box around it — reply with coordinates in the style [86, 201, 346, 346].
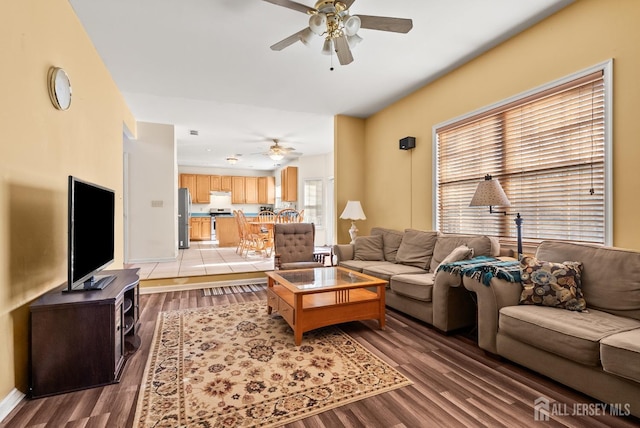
[464, 241, 640, 417]
[333, 227, 499, 332]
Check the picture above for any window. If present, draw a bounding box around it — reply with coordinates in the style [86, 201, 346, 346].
[303, 179, 323, 227]
[436, 64, 610, 246]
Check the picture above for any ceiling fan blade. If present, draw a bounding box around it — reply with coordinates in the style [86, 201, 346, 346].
[270, 28, 308, 51]
[355, 15, 413, 33]
[334, 35, 353, 65]
[262, 0, 315, 14]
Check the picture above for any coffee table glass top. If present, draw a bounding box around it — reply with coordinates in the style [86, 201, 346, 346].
[269, 267, 381, 291]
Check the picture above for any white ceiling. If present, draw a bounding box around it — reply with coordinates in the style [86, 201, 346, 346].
[68, 0, 572, 170]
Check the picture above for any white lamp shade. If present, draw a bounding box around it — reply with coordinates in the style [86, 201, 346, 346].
[469, 176, 511, 207]
[299, 28, 315, 46]
[347, 34, 363, 48]
[344, 15, 361, 36]
[340, 200, 366, 220]
[321, 38, 333, 55]
[269, 153, 284, 161]
[309, 13, 327, 35]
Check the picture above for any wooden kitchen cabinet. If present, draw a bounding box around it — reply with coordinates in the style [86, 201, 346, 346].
[258, 176, 275, 204]
[231, 176, 246, 204]
[244, 177, 259, 204]
[30, 269, 140, 397]
[216, 216, 240, 247]
[195, 174, 211, 203]
[210, 175, 221, 191]
[281, 166, 298, 202]
[221, 176, 232, 192]
[190, 217, 211, 241]
[180, 174, 197, 197]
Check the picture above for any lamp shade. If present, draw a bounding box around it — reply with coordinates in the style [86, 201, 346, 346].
[340, 200, 366, 220]
[309, 13, 327, 35]
[269, 153, 284, 161]
[469, 175, 511, 207]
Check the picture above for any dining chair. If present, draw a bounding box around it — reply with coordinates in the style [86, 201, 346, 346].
[276, 208, 301, 223]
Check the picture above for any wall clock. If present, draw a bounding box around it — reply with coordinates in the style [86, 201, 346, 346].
[48, 67, 72, 110]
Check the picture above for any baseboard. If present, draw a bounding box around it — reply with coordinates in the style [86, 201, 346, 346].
[0, 388, 25, 423]
[140, 277, 267, 295]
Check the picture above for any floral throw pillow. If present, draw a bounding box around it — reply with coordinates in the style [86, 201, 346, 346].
[519, 256, 587, 311]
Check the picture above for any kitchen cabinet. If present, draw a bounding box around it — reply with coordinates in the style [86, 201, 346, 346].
[258, 176, 275, 204]
[189, 217, 211, 241]
[180, 174, 197, 198]
[221, 176, 232, 192]
[210, 175, 221, 191]
[30, 269, 140, 397]
[231, 176, 246, 204]
[195, 174, 211, 203]
[245, 177, 259, 204]
[281, 166, 298, 202]
[216, 216, 239, 247]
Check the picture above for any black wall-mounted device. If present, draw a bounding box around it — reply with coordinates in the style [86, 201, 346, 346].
[399, 136, 416, 150]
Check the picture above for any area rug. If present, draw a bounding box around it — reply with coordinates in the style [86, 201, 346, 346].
[134, 301, 412, 427]
[202, 283, 267, 296]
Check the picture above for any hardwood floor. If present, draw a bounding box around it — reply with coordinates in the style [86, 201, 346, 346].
[3, 289, 640, 428]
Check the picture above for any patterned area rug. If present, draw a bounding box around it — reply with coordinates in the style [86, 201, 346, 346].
[202, 283, 266, 296]
[134, 301, 412, 427]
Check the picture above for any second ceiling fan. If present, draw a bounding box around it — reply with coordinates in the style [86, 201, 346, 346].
[264, 0, 413, 67]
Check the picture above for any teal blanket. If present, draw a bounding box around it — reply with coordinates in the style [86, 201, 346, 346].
[437, 256, 521, 286]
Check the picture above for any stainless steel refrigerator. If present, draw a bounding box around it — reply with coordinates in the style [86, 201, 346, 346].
[178, 188, 191, 249]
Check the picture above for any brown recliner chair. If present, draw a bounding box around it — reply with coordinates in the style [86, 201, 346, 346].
[273, 223, 325, 270]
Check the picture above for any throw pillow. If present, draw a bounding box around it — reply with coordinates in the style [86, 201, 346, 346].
[519, 256, 587, 311]
[434, 245, 474, 278]
[353, 235, 384, 261]
[372, 227, 404, 263]
[395, 229, 438, 270]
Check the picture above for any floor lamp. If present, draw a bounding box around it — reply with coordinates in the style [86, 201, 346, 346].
[469, 174, 523, 259]
[340, 200, 367, 244]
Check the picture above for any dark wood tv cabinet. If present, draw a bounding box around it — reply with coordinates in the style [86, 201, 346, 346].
[29, 268, 140, 398]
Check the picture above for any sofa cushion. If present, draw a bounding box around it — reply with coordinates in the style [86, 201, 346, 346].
[600, 329, 640, 383]
[429, 235, 493, 273]
[535, 241, 640, 319]
[434, 245, 473, 278]
[363, 263, 427, 281]
[395, 229, 438, 270]
[371, 227, 405, 263]
[519, 256, 587, 311]
[338, 260, 388, 273]
[390, 273, 434, 302]
[499, 305, 640, 366]
[353, 235, 384, 261]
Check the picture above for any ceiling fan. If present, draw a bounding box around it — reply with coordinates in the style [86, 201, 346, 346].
[264, 0, 413, 67]
[262, 139, 298, 161]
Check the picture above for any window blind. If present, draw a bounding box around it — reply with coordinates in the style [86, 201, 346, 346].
[436, 70, 606, 245]
[303, 179, 324, 227]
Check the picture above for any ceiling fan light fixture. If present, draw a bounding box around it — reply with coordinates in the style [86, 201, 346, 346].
[309, 13, 327, 35]
[343, 15, 361, 36]
[269, 153, 284, 161]
[321, 38, 333, 55]
[347, 33, 363, 48]
[299, 28, 315, 46]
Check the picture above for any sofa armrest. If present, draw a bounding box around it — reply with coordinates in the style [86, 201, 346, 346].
[432, 272, 476, 332]
[463, 276, 523, 353]
[333, 244, 355, 263]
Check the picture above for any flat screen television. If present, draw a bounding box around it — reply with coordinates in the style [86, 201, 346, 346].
[67, 175, 116, 292]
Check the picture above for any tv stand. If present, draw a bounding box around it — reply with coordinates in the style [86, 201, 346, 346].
[29, 269, 140, 398]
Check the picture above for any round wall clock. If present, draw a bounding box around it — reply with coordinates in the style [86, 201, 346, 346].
[48, 67, 72, 110]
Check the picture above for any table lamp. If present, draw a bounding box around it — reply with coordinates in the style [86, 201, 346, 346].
[340, 200, 366, 244]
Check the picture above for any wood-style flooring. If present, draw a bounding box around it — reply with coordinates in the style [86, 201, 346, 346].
[3, 289, 640, 428]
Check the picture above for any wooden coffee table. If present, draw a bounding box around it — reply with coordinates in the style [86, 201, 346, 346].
[265, 267, 387, 345]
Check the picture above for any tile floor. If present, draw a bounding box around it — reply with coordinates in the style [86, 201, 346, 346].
[126, 241, 275, 280]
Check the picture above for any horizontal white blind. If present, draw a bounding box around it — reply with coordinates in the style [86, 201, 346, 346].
[437, 71, 605, 244]
[303, 179, 323, 227]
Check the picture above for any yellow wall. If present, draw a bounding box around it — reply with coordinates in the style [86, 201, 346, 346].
[334, 115, 366, 243]
[339, 0, 640, 249]
[0, 0, 135, 398]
